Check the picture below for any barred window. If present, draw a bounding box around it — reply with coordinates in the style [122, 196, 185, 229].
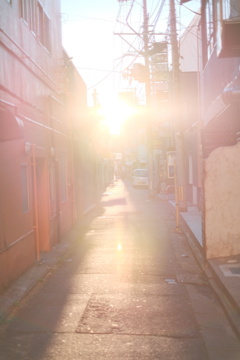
[20, 0, 29, 24]
[37, 2, 51, 52]
[20, 0, 51, 52]
[29, 0, 37, 34]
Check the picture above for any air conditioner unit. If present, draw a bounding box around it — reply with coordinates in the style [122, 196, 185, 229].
[217, 0, 240, 58]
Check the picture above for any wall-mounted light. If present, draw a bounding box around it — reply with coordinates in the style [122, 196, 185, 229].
[50, 147, 55, 157]
[24, 141, 31, 155]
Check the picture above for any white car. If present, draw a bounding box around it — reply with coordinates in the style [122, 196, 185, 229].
[132, 168, 148, 187]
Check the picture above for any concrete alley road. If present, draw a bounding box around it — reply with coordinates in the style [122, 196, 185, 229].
[0, 180, 240, 359]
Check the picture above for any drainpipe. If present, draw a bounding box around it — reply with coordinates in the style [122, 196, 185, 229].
[55, 158, 61, 243]
[31, 144, 40, 262]
[196, 18, 207, 261]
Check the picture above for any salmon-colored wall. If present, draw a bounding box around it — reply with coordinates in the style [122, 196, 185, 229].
[0, 140, 33, 245]
[0, 0, 90, 293]
[0, 138, 36, 292]
[0, 232, 35, 291]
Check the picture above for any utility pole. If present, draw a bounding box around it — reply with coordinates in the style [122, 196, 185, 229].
[115, 0, 169, 198]
[169, 0, 179, 89]
[142, 0, 154, 197]
[169, 0, 187, 213]
[142, 0, 150, 105]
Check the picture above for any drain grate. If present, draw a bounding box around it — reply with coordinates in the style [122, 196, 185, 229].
[220, 264, 240, 277]
[229, 267, 240, 275]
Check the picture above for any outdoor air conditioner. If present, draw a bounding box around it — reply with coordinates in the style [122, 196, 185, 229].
[217, 0, 240, 58]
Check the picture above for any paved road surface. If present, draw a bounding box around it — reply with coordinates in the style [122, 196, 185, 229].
[0, 180, 240, 359]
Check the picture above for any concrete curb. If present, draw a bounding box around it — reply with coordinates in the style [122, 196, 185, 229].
[180, 213, 240, 341]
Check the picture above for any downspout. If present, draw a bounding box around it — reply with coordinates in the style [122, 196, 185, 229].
[48, 96, 61, 244]
[68, 91, 77, 226]
[31, 144, 40, 262]
[70, 130, 77, 226]
[55, 158, 61, 243]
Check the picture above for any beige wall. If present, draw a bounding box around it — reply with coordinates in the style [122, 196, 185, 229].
[204, 142, 240, 258]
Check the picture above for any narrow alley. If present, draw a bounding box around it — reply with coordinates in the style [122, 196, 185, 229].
[0, 180, 240, 360]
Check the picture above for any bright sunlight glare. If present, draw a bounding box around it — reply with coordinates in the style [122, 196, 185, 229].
[117, 243, 122, 251]
[99, 99, 135, 135]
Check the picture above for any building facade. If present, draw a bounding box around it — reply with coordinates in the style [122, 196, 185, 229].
[200, 0, 240, 258]
[180, 0, 240, 259]
[0, 0, 96, 292]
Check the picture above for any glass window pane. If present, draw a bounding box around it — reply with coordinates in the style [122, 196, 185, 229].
[59, 153, 67, 203]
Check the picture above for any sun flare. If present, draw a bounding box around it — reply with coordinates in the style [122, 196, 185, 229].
[117, 243, 122, 251]
[99, 98, 135, 135]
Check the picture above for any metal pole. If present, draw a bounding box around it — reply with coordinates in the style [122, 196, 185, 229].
[143, 0, 154, 197]
[143, 0, 150, 104]
[174, 160, 180, 231]
[169, 0, 187, 212]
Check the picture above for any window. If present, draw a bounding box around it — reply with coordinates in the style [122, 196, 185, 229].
[37, 2, 51, 52]
[20, 0, 51, 51]
[37, 3, 44, 43]
[222, 0, 240, 20]
[205, 0, 215, 59]
[216, 0, 240, 57]
[29, 1, 37, 34]
[20, 0, 29, 24]
[43, 12, 51, 52]
[21, 165, 29, 212]
[133, 169, 148, 177]
[59, 153, 68, 203]
[202, 0, 220, 63]
[20, 0, 37, 34]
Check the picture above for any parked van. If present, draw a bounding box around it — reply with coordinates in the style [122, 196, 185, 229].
[132, 168, 148, 187]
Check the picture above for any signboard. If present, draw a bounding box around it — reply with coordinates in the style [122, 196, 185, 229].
[167, 151, 176, 178]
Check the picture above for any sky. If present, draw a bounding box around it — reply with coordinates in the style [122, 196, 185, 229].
[60, 0, 201, 108]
